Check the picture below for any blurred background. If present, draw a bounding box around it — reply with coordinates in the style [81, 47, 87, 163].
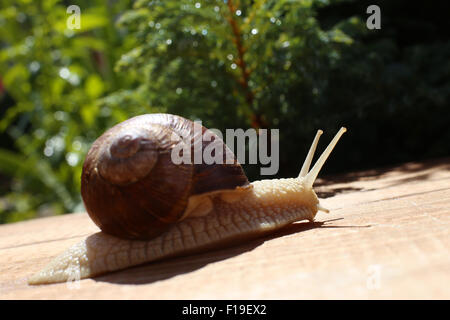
[0, 0, 449, 223]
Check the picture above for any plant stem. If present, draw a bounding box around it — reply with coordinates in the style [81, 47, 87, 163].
[225, 0, 267, 129]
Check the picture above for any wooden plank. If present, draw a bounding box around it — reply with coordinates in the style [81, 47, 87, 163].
[0, 158, 449, 299]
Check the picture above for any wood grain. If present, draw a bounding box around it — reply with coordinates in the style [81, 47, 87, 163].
[1, 158, 449, 299]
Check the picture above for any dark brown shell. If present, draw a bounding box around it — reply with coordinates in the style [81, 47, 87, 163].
[81, 114, 249, 240]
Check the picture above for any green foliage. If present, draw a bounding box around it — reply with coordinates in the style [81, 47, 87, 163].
[0, 0, 139, 222]
[114, 0, 352, 124]
[112, 0, 357, 179]
[0, 0, 449, 223]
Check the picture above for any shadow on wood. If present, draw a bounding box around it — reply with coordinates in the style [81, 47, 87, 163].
[93, 219, 370, 285]
[93, 221, 322, 285]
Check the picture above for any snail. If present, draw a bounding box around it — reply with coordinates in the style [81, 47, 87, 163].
[28, 113, 346, 285]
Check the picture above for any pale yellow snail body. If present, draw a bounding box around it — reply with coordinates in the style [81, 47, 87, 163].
[28, 114, 346, 285]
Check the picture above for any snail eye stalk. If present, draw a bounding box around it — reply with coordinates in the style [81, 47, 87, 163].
[299, 129, 323, 178]
[304, 127, 347, 189]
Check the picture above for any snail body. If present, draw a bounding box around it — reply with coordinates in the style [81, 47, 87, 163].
[28, 114, 346, 285]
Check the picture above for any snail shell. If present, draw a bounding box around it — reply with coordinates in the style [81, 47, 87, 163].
[81, 114, 250, 240]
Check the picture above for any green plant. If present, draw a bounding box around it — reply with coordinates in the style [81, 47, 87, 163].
[1, 0, 449, 223]
[0, 0, 139, 222]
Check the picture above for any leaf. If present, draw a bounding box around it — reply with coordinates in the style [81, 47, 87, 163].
[80, 103, 100, 126]
[85, 74, 105, 99]
[0, 148, 26, 176]
[329, 28, 354, 45]
[0, 148, 75, 209]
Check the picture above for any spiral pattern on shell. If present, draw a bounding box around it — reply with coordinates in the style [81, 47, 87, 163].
[81, 113, 249, 240]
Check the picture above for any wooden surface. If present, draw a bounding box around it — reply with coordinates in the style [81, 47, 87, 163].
[0, 158, 449, 299]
